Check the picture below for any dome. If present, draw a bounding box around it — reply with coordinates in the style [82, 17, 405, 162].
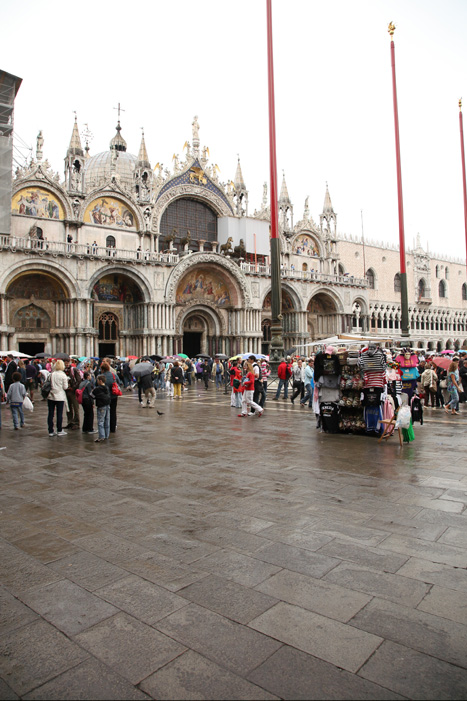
[84, 150, 137, 192]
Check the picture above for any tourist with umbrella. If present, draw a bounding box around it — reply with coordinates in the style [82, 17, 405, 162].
[133, 360, 156, 407]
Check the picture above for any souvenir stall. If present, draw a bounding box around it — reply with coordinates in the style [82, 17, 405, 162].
[316, 343, 415, 442]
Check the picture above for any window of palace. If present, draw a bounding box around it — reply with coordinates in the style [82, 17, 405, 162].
[394, 273, 401, 293]
[366, 269, 375, 289]
[462, 283, 467, 301]
[439, 280, 447, 298]
[418, 279, 426, 298]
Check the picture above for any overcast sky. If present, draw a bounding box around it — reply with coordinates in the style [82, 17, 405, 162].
[3, 0, 467, 262]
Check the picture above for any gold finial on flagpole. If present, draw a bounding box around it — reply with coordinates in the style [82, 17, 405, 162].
[460, 98, 463, 111]
[388, 22, 396, 39]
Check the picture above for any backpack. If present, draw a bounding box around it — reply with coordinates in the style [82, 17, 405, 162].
[41, 378, 51, 399]
[75, 387, 85, 405]
[67, 368, 80, 391]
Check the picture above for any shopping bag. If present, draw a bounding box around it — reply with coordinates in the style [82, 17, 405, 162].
[23, 396, 34, 412]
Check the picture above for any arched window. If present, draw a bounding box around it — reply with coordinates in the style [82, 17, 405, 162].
[445, 267, 449, 280]
[462, 283, 467, 301]
[106, 235, 116, 248]
[366, 269, 375, 289]
[160, 197, 218, 251]
[439, 280, 447, 298]
[394, 273, 401, 293]
[435, 265, 439, 278]
[262, 319, 272, 342]
[99, 312, 118, 341]
[418, 279, 426, 298]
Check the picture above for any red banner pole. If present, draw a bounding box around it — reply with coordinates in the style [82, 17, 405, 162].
[459, 99, 467, 278]
[389, 22, 409, 338]
[267, 0, 279, 240]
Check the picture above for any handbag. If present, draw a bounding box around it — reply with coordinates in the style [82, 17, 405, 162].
[23, 396, 34, 412]
[233, 378, 241, 389]
[439, 379, 447, 389]
[75, 387, 85, 404]
[111, 381, 122, 396]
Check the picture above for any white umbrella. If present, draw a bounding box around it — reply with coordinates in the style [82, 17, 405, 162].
[2, 350, 33, 358]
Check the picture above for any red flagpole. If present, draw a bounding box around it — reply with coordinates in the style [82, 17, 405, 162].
[459, 99, 467, 278]
[388, 22, 409, 337]
[267, 0, 279, 240]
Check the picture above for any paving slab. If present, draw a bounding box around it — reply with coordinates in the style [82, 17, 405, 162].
[155, 603, 282, 677]
[247, 644, 403, 700]
[249, 601, 383, 673]
[0, 619, 88, 697]
[139, 649, 279, 700]
[359, 639, 467, 699]
[74, 612, 186, 685]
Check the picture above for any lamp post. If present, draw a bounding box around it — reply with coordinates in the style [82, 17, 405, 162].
[388, 22, 410, 338]
[266, 0, 284, 371]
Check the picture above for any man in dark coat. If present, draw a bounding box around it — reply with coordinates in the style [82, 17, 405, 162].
[4, 355, 18, 393]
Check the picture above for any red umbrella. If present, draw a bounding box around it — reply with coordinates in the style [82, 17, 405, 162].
[432, 357, 451, 370]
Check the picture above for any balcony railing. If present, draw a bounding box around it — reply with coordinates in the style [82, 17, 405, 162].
[240, 262, 368, 287]
[0, 235, 180, 265]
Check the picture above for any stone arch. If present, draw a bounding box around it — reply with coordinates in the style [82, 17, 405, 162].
[262, 283, 301, 312]
[175, 304, 224, 338]
[88, 265, 152, 303]
[306, 287, 344, 314]
[1, 260, 78, 299]
[307, 289, 343, 339]
[165, 252, 250, 307]
[153, 184, 233, 233]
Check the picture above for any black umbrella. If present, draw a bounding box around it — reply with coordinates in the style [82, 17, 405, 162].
[285, 347, 297, 357]
[195, 353, 211, 359]
[132, 362, 154, 377]
[214, 353, 228, 360]
[150, 355, 163, 361]
[54, 352, 70, 360]
[34, 352, 48, 358]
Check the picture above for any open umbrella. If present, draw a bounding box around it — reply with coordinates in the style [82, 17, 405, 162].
[432, 356, 452, 370]
[195, 353, 211, 359]
[34, 352, 48, 358]
[177, 353, 189, 359]
[132, 362, 154, 377]
[214, 353, 229, 360]
[127, 355, 138, 360]
[441, 350, 454, 355]
[150, 355, 163, 361]
[3, 350, 33, 358]
[54, 352, 70, 360]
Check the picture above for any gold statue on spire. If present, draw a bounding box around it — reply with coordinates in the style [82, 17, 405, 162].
[388, 22, 396, 38]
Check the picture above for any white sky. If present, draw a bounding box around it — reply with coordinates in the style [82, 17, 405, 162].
[3, 0, 467, 262]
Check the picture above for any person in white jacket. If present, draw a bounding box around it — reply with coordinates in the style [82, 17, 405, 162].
[47, 360, 69, 436]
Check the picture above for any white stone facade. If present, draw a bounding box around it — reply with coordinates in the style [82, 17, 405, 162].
[1, 118, 466, 356]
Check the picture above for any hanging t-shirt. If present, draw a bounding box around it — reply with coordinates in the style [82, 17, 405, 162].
[314, 353, 341, 382]
[320, 402, 341, 433]
[361, 387, 383, 407]
[363, 370, 386, 388]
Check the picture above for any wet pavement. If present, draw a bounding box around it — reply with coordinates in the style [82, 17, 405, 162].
[1, 384, 467, 700]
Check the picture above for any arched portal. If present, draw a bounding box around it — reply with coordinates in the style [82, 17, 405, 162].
[160, 197, 218, 253]
[6, 271, 68, 356]
[91, 272, 144, 357]
[307, 292, 339, 339]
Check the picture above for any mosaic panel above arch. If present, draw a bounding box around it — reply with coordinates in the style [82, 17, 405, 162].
[91, 274, 143, 303]
[263, 290, 295, 311]
[12, 187, 65, 220]
[176, 267, 232, 307]
[293, 234, 320, 257]
[84, 197, 137, 229]
[7, 272, 68, 300]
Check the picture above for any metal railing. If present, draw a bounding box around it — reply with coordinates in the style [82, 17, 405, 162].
[0, 235, 180, 265]
[239, 261, 367, 287]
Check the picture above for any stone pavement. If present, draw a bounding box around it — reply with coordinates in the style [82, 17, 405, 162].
[1, 385, 467, 700]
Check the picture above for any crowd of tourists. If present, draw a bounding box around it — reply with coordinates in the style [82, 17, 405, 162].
[0, 347, 466, 440]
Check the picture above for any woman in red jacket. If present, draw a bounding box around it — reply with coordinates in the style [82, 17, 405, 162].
[239, 361, 264, 417]
[229, 360, 243, 409]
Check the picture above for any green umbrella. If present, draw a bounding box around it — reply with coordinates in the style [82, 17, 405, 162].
[177, 353, 188, 359]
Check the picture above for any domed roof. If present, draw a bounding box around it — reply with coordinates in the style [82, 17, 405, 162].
[84, 150, 137, 192]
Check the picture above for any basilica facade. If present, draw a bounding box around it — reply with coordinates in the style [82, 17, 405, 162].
[1, 116, 466, 357]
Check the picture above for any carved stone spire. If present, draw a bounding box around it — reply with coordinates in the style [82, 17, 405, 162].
[136, 130, 150, 169]
[233, 157, 248, 217]
[323, 182, 334, 215]
[279, 171, 291, 205]
[234, 157, 246, 191]
[67, 116, 83, 156]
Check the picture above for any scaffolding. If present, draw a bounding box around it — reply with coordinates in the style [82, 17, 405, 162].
[0, 70, 22, 235]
